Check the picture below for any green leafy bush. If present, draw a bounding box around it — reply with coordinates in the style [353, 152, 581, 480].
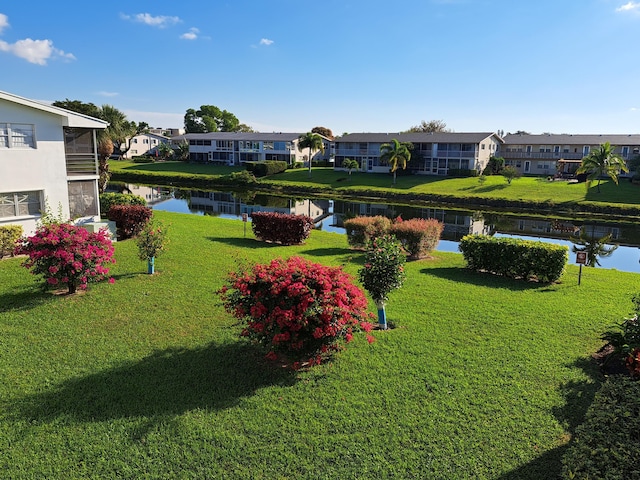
[459, 235, 568, 283]
[245, 161, 287, 177]
[562, 375, 640, 479]
[389, 218, 443, 259]
[250, 212, 313, 245]
[99, 192, 146, 218]
[107, 205, 152, 240]
[0, 224, 23, 258]
[359, 234, 406, 305]
[343, 216, 392, 249]
[601, 294, 640, 372]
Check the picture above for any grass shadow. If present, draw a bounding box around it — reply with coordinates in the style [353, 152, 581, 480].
[497, 357, 604, 480]
[11, 342, 296, 424]
[471, 183, 509, 193]
[421, 267, 548, 291]
[299, 247, 354, 257]
[0, 287, 57, 313]
[207, 236, 282, 249]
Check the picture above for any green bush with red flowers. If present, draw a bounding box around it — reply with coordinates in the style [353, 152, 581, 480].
[219, 256, 374, 368]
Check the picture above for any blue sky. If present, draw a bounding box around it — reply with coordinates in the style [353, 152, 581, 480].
[1, 1, 639, 135]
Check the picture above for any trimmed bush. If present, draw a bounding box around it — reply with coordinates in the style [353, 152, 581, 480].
[245, 161, 288, 177]
[16, 223, 115, 294]
[458, 235, 568, 283]
[390, 218, 444, 260]
[562, 375, 640, 479]
[107, 205, 152, 240]
[343, 216, 392, 249]
[250, 212, 313, 245]
[218, 256, 374, 368]
[0, 224, 23, 259]
[99, 192, 146, 218]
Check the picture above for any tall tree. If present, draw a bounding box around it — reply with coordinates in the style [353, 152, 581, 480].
[184, 105, 245, 133]
[311, 126, 334, 139]
[379, 139, 412, 185]
[571, 232, 618, 267]
[577, 142, 629, 193]
[404, 119, 451, 133]
[52, 99, 102, 118]
[298, 132, 325, 178]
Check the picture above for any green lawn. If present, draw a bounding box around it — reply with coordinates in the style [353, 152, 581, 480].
[2, 211, 639, 478]
[110, 160, 640, 210]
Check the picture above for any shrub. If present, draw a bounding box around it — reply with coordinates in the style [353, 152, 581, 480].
[16, 223, 115, 294]
[218, 256, 374, 368]
[245, 161, 287, 177]
[389, 218, 444, 260]
[562, 375, 640, 479]
[99, 192, 146, 218]
[601, 294, 640, 371]
[136, 217, 168, 261]
[107, 205, 152, 240]
[458, 235, 568, 283]
[343, 216, 392, 249]
[0, 224, 23, 259]
[250, 212, 313, 245]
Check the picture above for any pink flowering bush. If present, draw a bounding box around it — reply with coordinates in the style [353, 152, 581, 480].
[219, 256, 374, 369]
[16, 223, 115, 294]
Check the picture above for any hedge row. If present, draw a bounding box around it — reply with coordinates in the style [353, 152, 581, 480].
[107, 205, 152, 239]
[562, 375, 640, 479]
[245, 161, 288, 177]
[99, 192, 146, 218]
[0, 224, 23, 259]
[251, 212, 314, 245]
[458, 235, 568, 283]
[447, 168, 479, 177]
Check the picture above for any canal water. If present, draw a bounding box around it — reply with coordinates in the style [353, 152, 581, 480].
[120, 184, 640, 274]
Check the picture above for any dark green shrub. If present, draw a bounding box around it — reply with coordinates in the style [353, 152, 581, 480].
[0, 224, 23, 258]
[390, 218, 444, 259]
[343, 216, 392, 249]
[458, 235, 568, 283]
[222, 170, 257, 185]
[99, 192, 146, 218]
[601, 294, 640, 365]
[562, 375, 640, 479]
[250, 212, 313, 245]
[107, 205, 152, 239]
[132, 156, 153, 163]
[245, 161, 287, 177]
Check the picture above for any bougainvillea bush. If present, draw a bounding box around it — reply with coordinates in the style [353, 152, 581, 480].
[16, 223, 115, 294]
[219, 256, 374, 368]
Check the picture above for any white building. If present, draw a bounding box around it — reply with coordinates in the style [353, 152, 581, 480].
[124, 132, 171, 158]
[0, 90, 108, 236]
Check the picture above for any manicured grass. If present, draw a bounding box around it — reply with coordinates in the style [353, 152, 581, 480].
[2, 211, 639, 478]
[110, 161, 640, 210]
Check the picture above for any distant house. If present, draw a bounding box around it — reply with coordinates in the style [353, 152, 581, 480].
[0, 90, 108, 236]
[334, 132, 502, 175]
[501, 133, 640, 176]
[171, 132, 332, 166]
[123, 132, 170, 158]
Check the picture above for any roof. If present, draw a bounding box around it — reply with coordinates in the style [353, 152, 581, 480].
[0, 90, 108, 129]
[335, 132, 501, 144]
[503, 133, 640, 146]
[172, 132, 304, 142]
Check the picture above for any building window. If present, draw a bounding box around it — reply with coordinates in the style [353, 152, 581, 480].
[67, 180, 98, 218]
[0, 191, 42, 218]
[143, 139, 149, 144]
[133, 138, 138, 144]
[0, 123, 35, 148]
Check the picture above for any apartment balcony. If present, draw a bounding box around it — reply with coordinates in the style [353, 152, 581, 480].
[500, 151, 584, 160]
[66, 154, 98, 176]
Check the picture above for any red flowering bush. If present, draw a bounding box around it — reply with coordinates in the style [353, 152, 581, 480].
[16, 223, 115, 294]
[389, 218, 444, 260]
[250, 212, 313, 245]
[107, 205, 152, 240]
[626, 347, 640, 378]
[219, 256, 374, 368]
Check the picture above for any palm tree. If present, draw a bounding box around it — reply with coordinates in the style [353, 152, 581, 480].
[298, 132, 325, 178]
[342, 158, 359, 179]
[576, 142, 629, 193]
[379, 139, 412, 185]
[571, 231, 618, 267]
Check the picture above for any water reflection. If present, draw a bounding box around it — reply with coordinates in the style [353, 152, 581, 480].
[110, 184, 640, 273]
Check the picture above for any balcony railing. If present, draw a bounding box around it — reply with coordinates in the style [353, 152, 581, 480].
[500, 151, 584, 160]
[66, 154, 98, 176]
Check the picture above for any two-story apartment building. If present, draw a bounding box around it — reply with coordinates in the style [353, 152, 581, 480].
[0, 90, 108, 236]
[171, 132, 332, 166]
[501, 133, 640, 176]
[334, 132, 502, 175]
[124, 132, 171, 158]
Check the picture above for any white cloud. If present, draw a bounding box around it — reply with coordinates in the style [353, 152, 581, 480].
[98, 91, 119, 97]
[630, 107, 639, 112]
[616, 1, 640, 13]
[0, 38, 75, 65]
[260, 38, 274, 46]
[0, 13, 9, 34]
[120, 13, 181, 28]
[180, 27, 199, 40]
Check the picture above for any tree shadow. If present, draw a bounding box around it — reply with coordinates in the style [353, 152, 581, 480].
[299, 247, 354, 258]
[206, 236, 282, 249]
[497, 357, 604, 480]
[10, 342, 297, 425]
[420, 267, 549, 291]
[0, 287, 54, 313]
[471, 184, 509, 193]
